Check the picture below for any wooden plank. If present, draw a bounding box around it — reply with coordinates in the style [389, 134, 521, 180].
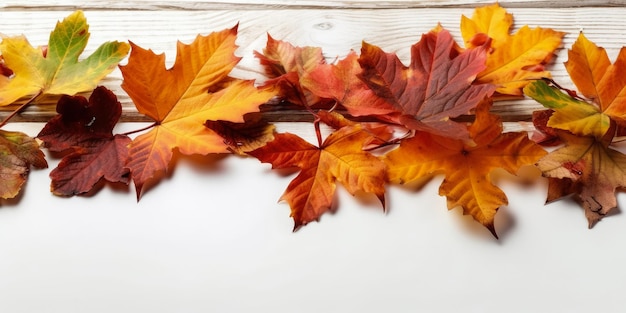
[1, 6, 626, 122]
[1, 0, 624, 10]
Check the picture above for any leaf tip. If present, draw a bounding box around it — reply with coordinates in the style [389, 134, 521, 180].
[134, 183, 144, 202]
[487, 223, 499, 239]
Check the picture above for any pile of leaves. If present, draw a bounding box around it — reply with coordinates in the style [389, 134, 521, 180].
[0, 3, 623, 238]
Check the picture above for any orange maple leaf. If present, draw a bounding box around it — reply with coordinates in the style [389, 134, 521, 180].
[120, 26, 276, 198]
[384, 102, 546, 237]
[525, 33, 626, 139]
[562, 32, 626, 129]
[461, 2, 564, 96]
[248, 124, 387, 229]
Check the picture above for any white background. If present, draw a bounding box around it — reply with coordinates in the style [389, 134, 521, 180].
[0, 122, 625, 313]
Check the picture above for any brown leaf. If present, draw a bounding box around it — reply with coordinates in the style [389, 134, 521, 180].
[0, 130, 47, 199]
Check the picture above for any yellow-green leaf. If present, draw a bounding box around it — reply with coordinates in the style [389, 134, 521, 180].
[524, 80, 610, 138]
[0, 10, 129, 106]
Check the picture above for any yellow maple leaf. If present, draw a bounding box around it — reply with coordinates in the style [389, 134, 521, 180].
[461, 3, 564, 96]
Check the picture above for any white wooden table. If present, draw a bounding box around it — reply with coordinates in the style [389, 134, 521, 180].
[1, 1, 626, 312]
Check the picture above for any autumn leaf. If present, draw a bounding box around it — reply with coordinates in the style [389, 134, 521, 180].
[0, 130, 47, 199]
[50, 136, 130, 196]
[537, 130, 626, 227]
[301, 51, 396, 117]
[525, 32, 626, 139]
[564, 32, 626, 126]
[0, 10, 130, 106]
[255, 35, 331, 108]
[384, 102, 546, 237]
[120, 26, 276, 198]
[525, 79, 610, 139]
[461, 2, 564, 96]
[248, 124, 387, 230]
[357, 28, 495, 139]
[37, 86, 130, 196]
[39, 86, 123, 151]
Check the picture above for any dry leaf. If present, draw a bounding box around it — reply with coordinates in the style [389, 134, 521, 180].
[461, 3, 564, 96]
[249, 125, 387, 229]
[0, 11, 129, 105]
[120, 26, 275, 198]
[384, 102, 546, 237]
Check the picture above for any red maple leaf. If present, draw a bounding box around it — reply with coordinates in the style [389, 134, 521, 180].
[38, 86, 130, 195]
[305, 28, 494, 139]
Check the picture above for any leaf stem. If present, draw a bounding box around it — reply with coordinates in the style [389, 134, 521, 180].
[313, 116, 323, 147]
[363, 129, 412, 152]
[121, 122, 158, 136]
[541, 77, 586, 101]
[0, 91, 42, 129]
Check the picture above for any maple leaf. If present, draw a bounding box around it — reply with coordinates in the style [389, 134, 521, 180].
[357, 28, 495, 139]
[0, 10, 130, 106]
[460, 2, 564, 96]
[256, 34, 324, 80]
[525, 79, 610, 138]
[525, 32, 626, 139]
[300, 51, 397, 116]
[384, 102, 546, 237]
[255, 34, 332, 108]
[37, 86, 130, 196]
[0, 130, 47, 199]
[119, 26, 276, 198]
[248, 124, 387, 230]
[536, 130, 626, 227]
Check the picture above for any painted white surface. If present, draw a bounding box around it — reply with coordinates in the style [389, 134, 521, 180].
[0, 123, 624, 313]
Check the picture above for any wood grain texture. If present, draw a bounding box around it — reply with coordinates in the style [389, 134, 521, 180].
[2, 0, 625, 10]
[1, 2, 626, 124]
